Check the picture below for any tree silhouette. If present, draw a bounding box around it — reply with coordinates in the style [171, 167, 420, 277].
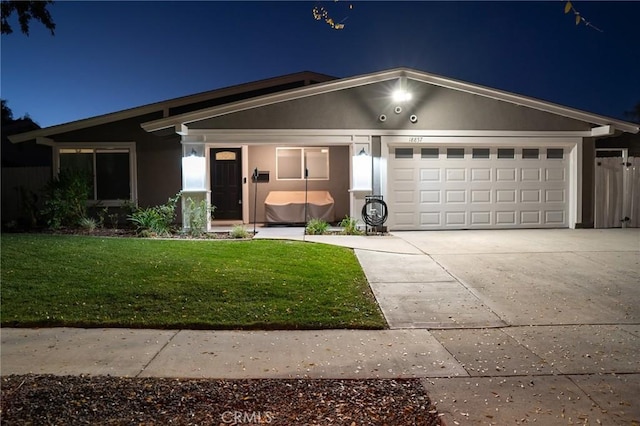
[624, 103, 640, 124]
[1, 0, 55, 36]
[312, 1, 601, 31]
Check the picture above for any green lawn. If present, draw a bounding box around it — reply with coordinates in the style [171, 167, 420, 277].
[0, 234, 386, 329]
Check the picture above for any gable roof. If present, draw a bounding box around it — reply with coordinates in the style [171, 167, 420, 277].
[8, 71, 336, 143]
[141, 67, 639, 135]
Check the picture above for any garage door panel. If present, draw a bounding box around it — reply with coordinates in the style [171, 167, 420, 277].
[471, 211, 491, 225]
[395, 190, 415, 203]
[445, 211, 466, 226]
[394, 212, 415, 226]
[521, 211, 541, 225]
[545, 189, 565, 203]
[521, 189, 541, 203]
[545, 168, 565, 182]
[496, 190, 516, 203]
[471, 190, 491, 203]
[545, 210, 565, 224]
[420, 212, 441, 226]
[445, 190, 466, 203]
[521, 168, 541, 181]
[471, 168, 491, 181]
[496, 168, 517, 181]
[420, 190, 440, 203]
[420, 168, 440, 181]
[388, 144, 570, 230]
[445, 168, 466, 181]
[496, 211, 517, 225]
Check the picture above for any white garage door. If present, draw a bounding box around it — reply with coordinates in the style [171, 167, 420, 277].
[387, 145, 570, 230]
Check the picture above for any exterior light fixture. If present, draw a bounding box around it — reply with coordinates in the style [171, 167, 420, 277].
[392, 90, 412, 103]
[182, 146, 206, 190]
[352, 143, 372, 191]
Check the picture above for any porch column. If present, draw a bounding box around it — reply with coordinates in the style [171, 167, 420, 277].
[350, 141, 373, 229]
[181, 143, 210, 232]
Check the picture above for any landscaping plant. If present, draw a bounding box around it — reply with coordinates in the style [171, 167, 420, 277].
[305, 218, 330, 235]
[338, 215, 363, 235]
[79, 216, 98, 232]
[40, 169, 91, 229]
[229, 224, 250, 239]
[184, 197, 214, 237]
[128, 193, 180, 236]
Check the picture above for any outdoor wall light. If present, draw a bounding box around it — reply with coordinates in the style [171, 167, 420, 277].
[182, 148, 206, 190]
[392, 89, 412, 103]
[352, 143, 372, 191]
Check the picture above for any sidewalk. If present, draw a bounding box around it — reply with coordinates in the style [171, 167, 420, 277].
[2, 228, 639, 424]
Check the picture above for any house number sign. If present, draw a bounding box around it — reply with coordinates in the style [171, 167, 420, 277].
[408, 137, 424, 143]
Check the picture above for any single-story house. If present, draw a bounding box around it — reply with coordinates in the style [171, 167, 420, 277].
[8, 67, 640, 230]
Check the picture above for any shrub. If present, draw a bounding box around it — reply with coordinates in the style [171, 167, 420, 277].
[229, 225, 250, 239]
[338, 215, 363, 235]
[305, 218, 329, 235]
[79, 216, 97, 232]
[184, 197, 215, 237]
[41, 169, 92, 229]
[128, 193, 180, 237]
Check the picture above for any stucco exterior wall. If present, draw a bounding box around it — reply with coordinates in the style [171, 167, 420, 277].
[189, 82, 591, 132]
[247, 145, 350, 223]
[44, 113, 182, 208]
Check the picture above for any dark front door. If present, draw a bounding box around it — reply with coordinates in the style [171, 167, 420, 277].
[211, 148, 242, 220]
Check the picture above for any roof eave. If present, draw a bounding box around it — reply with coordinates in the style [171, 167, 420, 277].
[142, 67, 640, 135]
[8, 70, 337, 143]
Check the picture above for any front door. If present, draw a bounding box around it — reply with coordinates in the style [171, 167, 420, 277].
[211, 148, 242, 220]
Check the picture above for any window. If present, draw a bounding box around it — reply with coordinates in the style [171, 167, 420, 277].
[395, 148, 413, 159]
[547, 148, 564, 159]
[522, 148, 539, 159]
[472, 148, 490, 159]
[58, 145, 134, 203]
[421, 148, 439, 159]
[276, 147, 329, 180]
[447, 148, 465, 159]
[498, 148, 515, 159]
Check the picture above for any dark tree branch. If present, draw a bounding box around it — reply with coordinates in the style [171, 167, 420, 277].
[1, 0, 55, 36]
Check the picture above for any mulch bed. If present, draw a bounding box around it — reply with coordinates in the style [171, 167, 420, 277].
[1, 375, 442, 425]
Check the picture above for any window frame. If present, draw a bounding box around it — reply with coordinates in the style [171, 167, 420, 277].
[472, 148, 490, 159]
[275, 147, 330, 181]
[497, 148, 515, 159]
[54, 142, 137, 206]
[446, 148, 465, 159]
[395, 147, 414, 159]
[547, 148, 564, 159]
[522, 148, 540, 160]
[421, 148, 439, 159]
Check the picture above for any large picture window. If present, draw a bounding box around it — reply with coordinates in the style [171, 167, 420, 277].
[57, 144, 135, 203]
[276, 147, 329, 180]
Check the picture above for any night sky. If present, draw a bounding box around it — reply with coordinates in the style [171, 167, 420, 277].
[1, 1, 639, 128]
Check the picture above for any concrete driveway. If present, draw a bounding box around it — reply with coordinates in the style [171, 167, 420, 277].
[387, 228, 640, 327]
[357, 228, 640, 424]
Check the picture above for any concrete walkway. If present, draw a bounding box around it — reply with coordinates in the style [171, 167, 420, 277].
[2, 228, 639, 424]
